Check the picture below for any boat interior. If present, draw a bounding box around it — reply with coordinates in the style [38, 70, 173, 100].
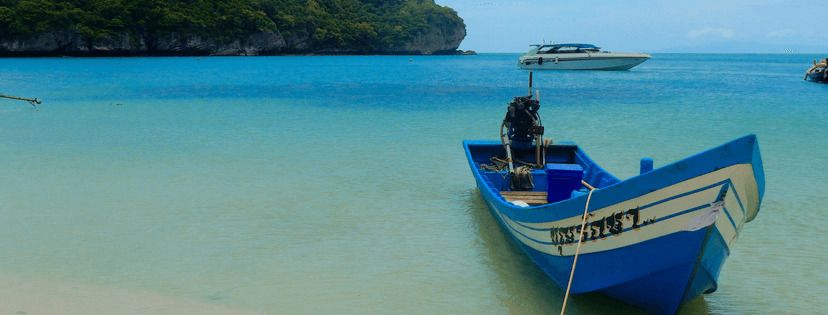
[467, 142, 620, 206]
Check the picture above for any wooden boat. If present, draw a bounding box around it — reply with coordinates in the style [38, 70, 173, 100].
[804, 58, 827, 82]
[462, 74, 764, 314]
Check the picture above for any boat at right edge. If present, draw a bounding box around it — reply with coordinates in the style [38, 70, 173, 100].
[518, 43, 650, 70]
[804, 57, 827, 82]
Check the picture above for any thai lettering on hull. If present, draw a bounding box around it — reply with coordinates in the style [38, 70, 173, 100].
[550, 207, 656, 255]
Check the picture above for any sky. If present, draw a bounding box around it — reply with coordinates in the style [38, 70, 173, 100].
[434, 0, 828, 53]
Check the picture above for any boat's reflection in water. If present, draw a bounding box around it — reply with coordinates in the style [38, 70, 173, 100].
[465, 190, 670, 314]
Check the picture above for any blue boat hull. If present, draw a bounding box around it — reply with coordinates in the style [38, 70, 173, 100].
[805, 66, 827, 82]
[463, 135, 764, 314]
[806, 73, 826, 82]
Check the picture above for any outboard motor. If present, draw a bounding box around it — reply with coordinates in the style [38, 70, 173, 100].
[500, 72, 546, 191]
[504, 93, 541, 150]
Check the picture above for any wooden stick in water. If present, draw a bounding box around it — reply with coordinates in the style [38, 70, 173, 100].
[0, 94, 41, 107]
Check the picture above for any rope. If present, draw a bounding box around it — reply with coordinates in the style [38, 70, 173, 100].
[560, 180, 597, 315]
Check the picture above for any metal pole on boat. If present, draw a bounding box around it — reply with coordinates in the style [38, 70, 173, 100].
[500, 122, 516, 175]
[0, 94, 41, 108]
[534, 89, 544, 169]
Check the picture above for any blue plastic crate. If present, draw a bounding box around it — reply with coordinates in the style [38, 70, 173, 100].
[546, 163, 584, 203]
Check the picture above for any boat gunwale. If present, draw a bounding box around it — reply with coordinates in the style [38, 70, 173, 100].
[463, 134, 763, 224]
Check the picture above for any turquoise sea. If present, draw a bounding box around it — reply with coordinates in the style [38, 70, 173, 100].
[1, 54, 827, 314]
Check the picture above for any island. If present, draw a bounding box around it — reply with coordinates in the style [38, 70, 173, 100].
[0, 0, 467, 56]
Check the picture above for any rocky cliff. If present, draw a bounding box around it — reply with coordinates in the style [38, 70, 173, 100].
[0, 22, 465, 56]
[0, 0, 468, 57]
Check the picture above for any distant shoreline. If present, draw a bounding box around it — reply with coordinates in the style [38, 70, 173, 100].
[0, 1, 467, 59]
[0, 50, 478, 58]
[4, 50, 823, 58]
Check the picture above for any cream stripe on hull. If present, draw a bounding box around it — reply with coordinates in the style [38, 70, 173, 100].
[489, 164, 759, 257]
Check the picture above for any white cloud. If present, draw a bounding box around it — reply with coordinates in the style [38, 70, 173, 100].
[767, 29, 794, 37]
[686, 27, 734, 39]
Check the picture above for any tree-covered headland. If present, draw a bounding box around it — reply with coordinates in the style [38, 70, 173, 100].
[0, 0, 466, 55]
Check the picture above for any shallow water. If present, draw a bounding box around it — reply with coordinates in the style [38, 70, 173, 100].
[1, 54, 826, 314]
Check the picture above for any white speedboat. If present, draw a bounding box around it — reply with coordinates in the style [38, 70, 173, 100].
[518, 43, 650, 70]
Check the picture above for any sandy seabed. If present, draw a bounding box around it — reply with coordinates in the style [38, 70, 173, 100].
[0, 275, 264, 315]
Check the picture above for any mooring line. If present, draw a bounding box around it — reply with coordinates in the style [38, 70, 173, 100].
[560, 180, 596, 315]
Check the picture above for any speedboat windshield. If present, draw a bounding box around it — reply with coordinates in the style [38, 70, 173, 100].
[532, 43, 601, 54]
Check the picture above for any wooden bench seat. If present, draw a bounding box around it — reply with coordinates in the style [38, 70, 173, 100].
[500, 191, 548, 206]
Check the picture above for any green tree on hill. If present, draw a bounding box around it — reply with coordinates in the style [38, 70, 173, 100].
[0, 0, 464, 53]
